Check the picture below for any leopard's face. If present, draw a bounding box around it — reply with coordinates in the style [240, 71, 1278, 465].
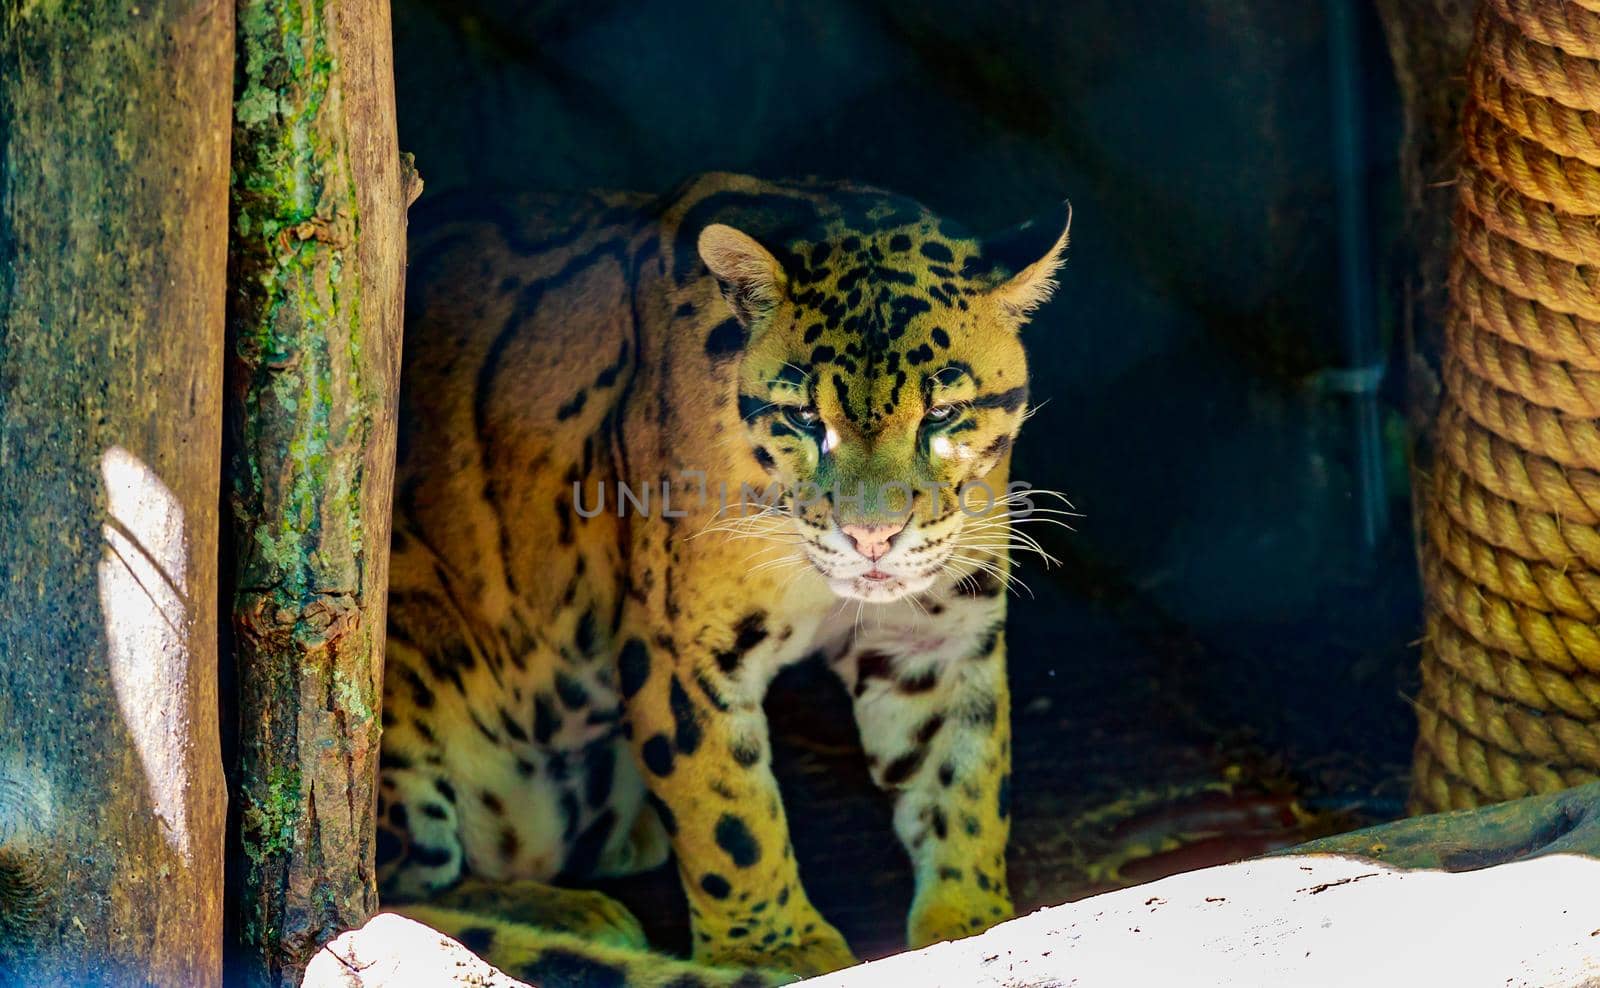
[701, 202, 1069, 602]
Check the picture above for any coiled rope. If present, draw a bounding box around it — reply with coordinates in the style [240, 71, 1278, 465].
[1413, 0, 1600, 812]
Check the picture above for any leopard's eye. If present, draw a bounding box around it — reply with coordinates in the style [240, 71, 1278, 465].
[924, 403, 957, 423]
[785, 406, 822, 431]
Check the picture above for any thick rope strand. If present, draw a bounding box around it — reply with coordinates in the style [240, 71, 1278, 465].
[1414, 0, 1600, 812]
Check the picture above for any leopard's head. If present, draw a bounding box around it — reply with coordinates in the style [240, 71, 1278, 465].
[700, 197, 1070, 602]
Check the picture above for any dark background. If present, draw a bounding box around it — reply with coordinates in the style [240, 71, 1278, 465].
[390, 0, 1422, 958]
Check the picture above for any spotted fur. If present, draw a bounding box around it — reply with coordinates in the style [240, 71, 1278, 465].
[380, 173, 1069, 982]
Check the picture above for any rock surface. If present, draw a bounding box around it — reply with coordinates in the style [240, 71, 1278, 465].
[809, 853, 1600, 988]
[303, 914, 527, 988]
[309, 850, 1600, 988]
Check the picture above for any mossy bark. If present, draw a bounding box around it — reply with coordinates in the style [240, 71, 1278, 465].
[225, 0, 418, 983]
[0, 0, 234, 982]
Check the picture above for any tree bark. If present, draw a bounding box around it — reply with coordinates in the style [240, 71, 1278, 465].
[0, 0, 234, 983]
[225, 0, 418, 983]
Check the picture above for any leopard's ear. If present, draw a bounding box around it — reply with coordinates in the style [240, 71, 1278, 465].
[983, 201, 1072, 325]
[698, 223, 789, 328]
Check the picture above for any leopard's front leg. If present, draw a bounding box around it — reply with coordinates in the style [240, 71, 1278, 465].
[616, 634, 857, 978]
[844, 615, 1013, 948]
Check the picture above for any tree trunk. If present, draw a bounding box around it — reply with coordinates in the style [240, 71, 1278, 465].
[225, 0, 419, 983]
[0, 0, 234, 983]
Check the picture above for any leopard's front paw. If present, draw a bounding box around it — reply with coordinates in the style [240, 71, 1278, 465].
[908, 883, 1013, 948]
[701, 922, 857, 979]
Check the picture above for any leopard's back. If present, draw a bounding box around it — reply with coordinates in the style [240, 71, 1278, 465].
[379, 188, 664, 899]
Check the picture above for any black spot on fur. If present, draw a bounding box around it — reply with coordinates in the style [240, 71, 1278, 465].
[983, 434, 1013, 459]
[882, 747, 928, 787]
[921, 242, 954, 263]
[775, 363, 807, 385]
[574, 609, 599, 656]
[737, 393, 770, 422]
[642, 734, 675, 776]
[585, 744, 615, 807]
[555, 672, 590, 710]
[730, 738, 762, 767]
[669, 676, 703, 754]
[972, 386, 1028, 412]
[715, 814, 761, 867]
[562, 809, 617, 879]
[520, 949, 628, 988]
[714, 612, 769, 674]
[594, 340, 630, 389]
[400, 667, 435, 709]
[410, 843, 454, 868]
[700, 873, 732, 899]
[533, 694, 561, 744]
[555, 390, 587, 420]
[499, 708, 529, 744]
[456, 925, 496, 956]
[375, 827, 402, 867]
[694, 671, 731, 712]
[434, 778, 457, 803]
[704, 318, 746, 361]
[470, 711, 499, 744]
[854, 649, 894, 696]
[618, 639, 650, 698]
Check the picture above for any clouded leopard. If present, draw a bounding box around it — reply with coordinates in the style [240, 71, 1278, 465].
[377, 172, 1069, 986]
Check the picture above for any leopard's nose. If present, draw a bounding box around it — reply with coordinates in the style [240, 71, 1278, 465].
[839, 521, 906, 561]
